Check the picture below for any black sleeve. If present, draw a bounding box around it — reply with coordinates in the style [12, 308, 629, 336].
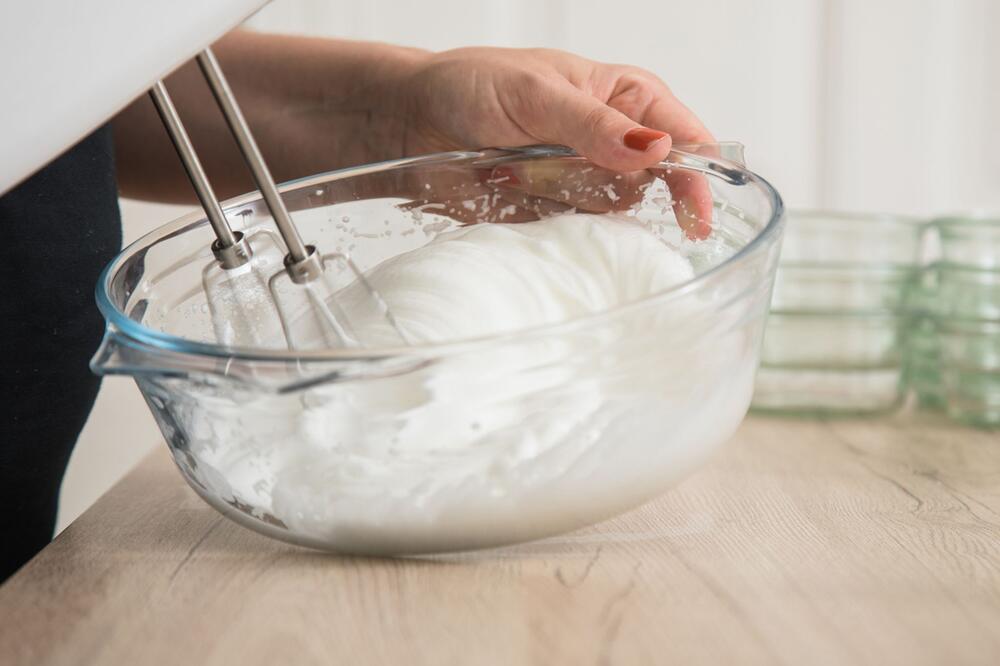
[0, 125, 122, 581]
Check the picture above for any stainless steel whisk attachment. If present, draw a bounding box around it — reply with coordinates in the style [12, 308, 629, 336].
[148, 48, 405, 351]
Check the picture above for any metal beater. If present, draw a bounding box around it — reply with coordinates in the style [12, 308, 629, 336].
[148, 47, 403, 350]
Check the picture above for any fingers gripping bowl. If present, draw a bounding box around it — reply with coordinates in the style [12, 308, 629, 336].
[92, 145, 784, 554]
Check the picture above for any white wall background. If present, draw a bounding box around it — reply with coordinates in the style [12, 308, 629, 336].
[59, 0, 1000, 529]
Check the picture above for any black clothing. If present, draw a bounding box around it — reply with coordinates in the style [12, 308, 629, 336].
[0, 126, 121, 581]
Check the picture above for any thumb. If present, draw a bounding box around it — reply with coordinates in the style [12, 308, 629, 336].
[541, 85, 672, 172]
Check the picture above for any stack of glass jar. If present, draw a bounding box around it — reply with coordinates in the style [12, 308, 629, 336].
[752, 211, 925, 415]
[906, 215, 1000, 427]
[752, 211, 1000, 427]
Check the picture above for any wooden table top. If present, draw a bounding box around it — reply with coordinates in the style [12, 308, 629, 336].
[2, 415, 999, 665]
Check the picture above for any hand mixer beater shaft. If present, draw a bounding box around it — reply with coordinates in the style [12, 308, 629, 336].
[148, 47, 406, 350]
[193, 49, 321, 284]
[148, 80, 251, 270]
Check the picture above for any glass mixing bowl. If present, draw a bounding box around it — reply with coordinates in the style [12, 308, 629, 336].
[92, 145, 783, 554]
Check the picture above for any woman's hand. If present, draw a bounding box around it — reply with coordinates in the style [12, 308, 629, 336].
[115, 34, 715, 235]
[396, 47, 716, 237]
[400, 47, 714, 173]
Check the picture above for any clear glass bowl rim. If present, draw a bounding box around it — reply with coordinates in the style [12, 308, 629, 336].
[95, 146, 784, 363]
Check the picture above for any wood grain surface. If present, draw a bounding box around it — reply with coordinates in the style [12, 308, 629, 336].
[1, 415, 999, 665]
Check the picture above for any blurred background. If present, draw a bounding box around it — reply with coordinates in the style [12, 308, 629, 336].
[60, 0, 1000, 529]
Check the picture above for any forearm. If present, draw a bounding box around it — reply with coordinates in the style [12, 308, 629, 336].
[114, 31, 428, 203]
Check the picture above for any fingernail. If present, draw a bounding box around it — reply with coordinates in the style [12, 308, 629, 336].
[623, 127, 668, 152]
[490, 166, 521, 185]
